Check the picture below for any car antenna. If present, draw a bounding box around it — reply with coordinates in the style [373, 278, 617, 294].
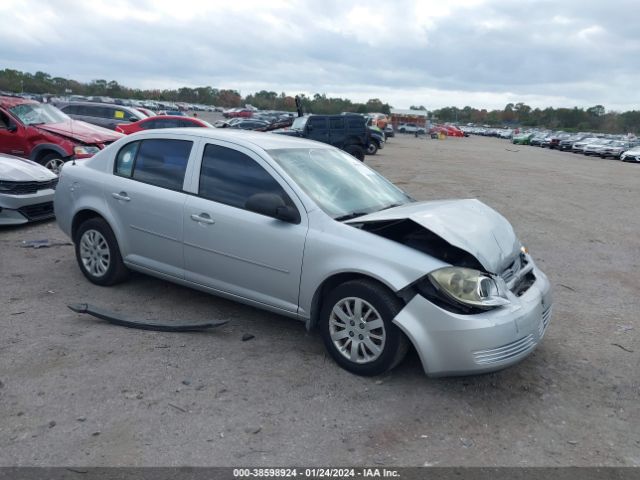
[70, 104, 76, 166]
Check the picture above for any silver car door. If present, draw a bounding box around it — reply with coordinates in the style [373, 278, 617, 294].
[107, 137, 194, 279]
[183, 141, 307, 314]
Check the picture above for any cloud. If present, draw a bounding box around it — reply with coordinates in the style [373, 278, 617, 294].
[0, 0, 639, 110]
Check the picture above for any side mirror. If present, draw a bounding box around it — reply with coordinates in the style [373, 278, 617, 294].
[129, 117, 139, 122]
[7, 122, 17, 133]
[306, 124, 313, 131]
[245, 193, 300, 224]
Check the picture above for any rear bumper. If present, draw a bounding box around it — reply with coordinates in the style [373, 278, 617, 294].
[394, 265, 552, 376]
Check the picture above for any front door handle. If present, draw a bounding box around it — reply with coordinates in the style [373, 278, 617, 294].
[112, 192, 130, 201]
[190, 213, 215, 225]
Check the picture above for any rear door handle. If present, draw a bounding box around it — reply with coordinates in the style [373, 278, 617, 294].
[190, 213, 215, 225]
[112, 192, 130, 201]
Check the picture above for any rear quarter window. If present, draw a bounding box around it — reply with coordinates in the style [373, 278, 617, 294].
[114, 141, 140, 177]
[114, 139, 193, 191]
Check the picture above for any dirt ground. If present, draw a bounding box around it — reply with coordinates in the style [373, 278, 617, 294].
[0, 133, 638, 467]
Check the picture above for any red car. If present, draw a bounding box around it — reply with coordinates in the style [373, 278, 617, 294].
[134, 107, 156, 117]
[223, 108, 253, 118]
[115, 115, 213, 134]
[429, 125, 465, 138]
[0, 96, 121, 173]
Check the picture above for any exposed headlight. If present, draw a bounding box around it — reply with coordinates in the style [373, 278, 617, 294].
[428, 267, 510, 309]
[73, 146, 100, 156]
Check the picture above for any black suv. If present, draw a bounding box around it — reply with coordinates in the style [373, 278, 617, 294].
[275, 115, 368, 161]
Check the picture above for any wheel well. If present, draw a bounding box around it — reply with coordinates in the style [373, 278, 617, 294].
[307, 272, 404, 331]
[35, 149, 61, 162]
[345, 136, 365, 147]
[71, 210, 105, 241]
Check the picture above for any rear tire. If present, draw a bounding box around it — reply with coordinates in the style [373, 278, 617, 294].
[344, 144, 365, 162]
[74, 218, 129, 286]
[320, 279, 408, 376]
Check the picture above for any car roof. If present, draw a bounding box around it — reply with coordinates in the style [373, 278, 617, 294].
[60, 101, 134, 109]
[0, 95, 37, 108]
[145, 115, 198, 121]
[135, 128, 333, 150]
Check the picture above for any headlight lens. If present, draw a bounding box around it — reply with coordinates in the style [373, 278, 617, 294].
[428, 267, 510, 309]
[73, 146, 100, 156]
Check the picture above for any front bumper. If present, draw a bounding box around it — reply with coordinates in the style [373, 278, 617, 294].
[0, 190, 56, 225]
[394, 265, 552, 376]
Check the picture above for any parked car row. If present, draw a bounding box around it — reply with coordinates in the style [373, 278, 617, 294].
[511, 130, 640, 161]
[0, 95, 388, 213]
[39, 93, 221, 113]
[464, 126, 513, 138]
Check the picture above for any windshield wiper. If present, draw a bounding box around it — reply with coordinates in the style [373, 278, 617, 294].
[334, 211, 369, 222]
[378, 202, 403, 211]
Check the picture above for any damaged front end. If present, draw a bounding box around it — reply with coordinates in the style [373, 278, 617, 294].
[346, 199, 521, 274]
[346, 199, 552, 375]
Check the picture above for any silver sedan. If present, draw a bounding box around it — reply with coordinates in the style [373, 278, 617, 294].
[54, 129, 552, 376]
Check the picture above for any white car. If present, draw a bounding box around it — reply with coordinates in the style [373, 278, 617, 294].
[397, 123, 426, 134]
[0, 153, 57, 225]
[621, 146, 640, 162]
[54, 129, 552, 377]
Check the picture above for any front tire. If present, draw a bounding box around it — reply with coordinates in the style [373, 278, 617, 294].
[38, 153, 66, 175]
[74, 218, 129, 286]
[320, 279, 408, 376]
[366, 142, 378, 155]
[344, 144, 365, 162]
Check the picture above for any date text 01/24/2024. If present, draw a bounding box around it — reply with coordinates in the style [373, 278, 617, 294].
[233, 468, 400, 478]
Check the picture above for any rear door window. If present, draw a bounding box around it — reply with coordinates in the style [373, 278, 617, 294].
[153, 118, 180, 128]
[179, 119, 197, 127]
[308, 117, 328, 129]
[61, 105, 78, 115]
[139, 119, 157, 129]
[329, 117, 345, 129]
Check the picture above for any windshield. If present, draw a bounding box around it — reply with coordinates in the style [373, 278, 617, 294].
[10, 103, 69, 125]
[268, 148, 412, 219]
[291, 117, 308, 130]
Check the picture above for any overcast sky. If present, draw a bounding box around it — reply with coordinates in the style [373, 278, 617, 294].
[1, 0, 639, 111]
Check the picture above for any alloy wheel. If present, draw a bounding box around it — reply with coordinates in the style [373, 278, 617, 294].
[44, 158, 65, 175]
[79, 229, 111, 277]
[329, 297, 386, 364]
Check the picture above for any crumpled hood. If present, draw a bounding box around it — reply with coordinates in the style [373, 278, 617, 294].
[35, 120, 122, 144]
[347, 199, 521, 273]
[0, 154, 57, 182]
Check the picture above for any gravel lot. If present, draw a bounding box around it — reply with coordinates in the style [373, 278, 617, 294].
[0, 134, 638, 467]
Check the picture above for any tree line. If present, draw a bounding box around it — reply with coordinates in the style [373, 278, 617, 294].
[1, 69, 637, 132]
[0, 69, 391, 115]
[429, 103, 640, 134]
